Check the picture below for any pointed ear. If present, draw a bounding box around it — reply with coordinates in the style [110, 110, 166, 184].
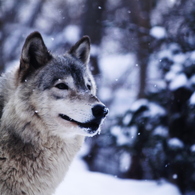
[19, 31, 52, 81]
[68, 36, 90, 65]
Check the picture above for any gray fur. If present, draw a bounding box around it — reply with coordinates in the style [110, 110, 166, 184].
[0, 32, 108, 195]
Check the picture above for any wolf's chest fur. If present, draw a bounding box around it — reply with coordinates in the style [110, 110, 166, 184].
[0, 129, 83, 195]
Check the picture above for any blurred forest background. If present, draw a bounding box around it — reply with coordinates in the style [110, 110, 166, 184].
[1, 0, 195, 194]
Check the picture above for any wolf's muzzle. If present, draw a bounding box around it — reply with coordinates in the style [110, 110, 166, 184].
[59, 104, 108, 135]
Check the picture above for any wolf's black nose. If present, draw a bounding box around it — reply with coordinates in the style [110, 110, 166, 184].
[92, 104, 109, 118]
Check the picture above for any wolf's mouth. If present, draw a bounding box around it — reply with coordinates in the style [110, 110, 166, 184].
[59, 114, 100, 134]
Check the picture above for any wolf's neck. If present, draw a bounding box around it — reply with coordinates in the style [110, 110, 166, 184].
[1, 107, 84, 162]
[0, 118, 84, 195]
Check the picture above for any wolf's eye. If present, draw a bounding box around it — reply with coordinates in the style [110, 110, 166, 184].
[87, 84, 91, 90]
[55, 83, 69, 90]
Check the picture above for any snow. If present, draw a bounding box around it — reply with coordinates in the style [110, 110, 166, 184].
[169, 73, 188, 90]
[150, 26, 166, 39]
[173, 53, 186, 64]
[129, 125, 138, 139]
[148, 80, 167, 93]
[189, 75, 195, 84]
[63, 25, 80, 44]
[190, 144, 195, 152]
[153, 126, 169, 137]
[171, 64, 183, 72]
[112, 88, 136, 115]
[165, 63, 182, 81]
[130, 99, 166, 116]
[90, 44, 100, 56]
[123, 113, 132, 125]
[111, 125, 139, 146]
[158, 48, 172, 60]
[149, 102, 166, 116]
[131, 99, 148, 112]
[172, 174, 178, 180]
[168, 138, 184, 149]
[189, 92, 195, 105]
[111, 126, 130, 145]
[54, 155, 181, 195]
[169, 0, 177, 5]
[98, 87, 112, 101]
[99, 54, 135, 81]
[119, 152, 131, 172]
[190, 51, 195, 61]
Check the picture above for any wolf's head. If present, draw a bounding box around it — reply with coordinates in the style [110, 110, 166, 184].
[15, 32, 108, 137]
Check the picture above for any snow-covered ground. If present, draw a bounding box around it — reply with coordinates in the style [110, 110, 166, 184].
[54, 153, 181, 195]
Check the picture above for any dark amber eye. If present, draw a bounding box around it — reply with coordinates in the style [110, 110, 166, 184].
[55, 83, 69, 90]
[87, 84, 91, 90]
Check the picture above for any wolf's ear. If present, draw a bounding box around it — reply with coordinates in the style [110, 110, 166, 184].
[19, 31, 52, 81]
[68, 36, 90, 65]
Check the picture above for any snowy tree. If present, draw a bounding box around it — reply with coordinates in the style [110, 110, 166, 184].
[84, 0, 195, 194]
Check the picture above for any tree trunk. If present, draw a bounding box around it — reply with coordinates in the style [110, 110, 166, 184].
[123, 0, 153, 179]
[128, 0, 152, 99]
[125, 154, 143, 179]
[81, 0, 106, 77]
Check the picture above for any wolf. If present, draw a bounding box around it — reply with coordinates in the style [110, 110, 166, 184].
[0, 32, 108, 195]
